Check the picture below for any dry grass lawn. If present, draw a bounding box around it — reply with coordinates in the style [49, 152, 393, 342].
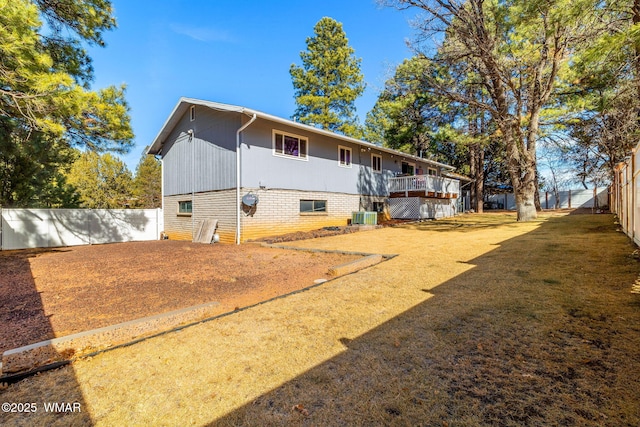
[2, 212, 640, 426]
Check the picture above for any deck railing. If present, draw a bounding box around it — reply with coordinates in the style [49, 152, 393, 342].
[388, 175, 460, 195]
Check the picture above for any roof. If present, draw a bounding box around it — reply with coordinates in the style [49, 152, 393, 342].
[443, 171, 474, 182]
[147, 97, 456, 171]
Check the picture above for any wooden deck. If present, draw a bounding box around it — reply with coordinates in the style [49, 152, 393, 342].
[388, 175, 460, 199]
[389, 191, 458, 199]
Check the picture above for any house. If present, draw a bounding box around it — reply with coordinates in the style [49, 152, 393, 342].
[147, 98, 461, 244]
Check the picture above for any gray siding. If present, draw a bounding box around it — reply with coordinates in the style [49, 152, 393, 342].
[161, 106, 240, 196]
[161, 106, 450, 198]
[240, 118, 445, 197]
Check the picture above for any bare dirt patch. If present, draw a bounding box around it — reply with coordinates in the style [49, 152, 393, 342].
[251, 226, 360, 244]
[251, 220, 412, 244]
[0, 241, 362, 354]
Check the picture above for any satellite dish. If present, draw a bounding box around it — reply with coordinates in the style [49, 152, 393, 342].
[242, 192, 259, 207]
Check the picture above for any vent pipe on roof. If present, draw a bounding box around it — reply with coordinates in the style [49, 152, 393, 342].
[236, 113, 257, 245]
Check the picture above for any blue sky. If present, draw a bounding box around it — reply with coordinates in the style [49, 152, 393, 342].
[86, 0, 420, 171]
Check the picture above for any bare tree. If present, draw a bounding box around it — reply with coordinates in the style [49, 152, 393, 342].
[382, 0, 597, 220]
[567, 85, 638, 186]
[538, 141, 570, 208]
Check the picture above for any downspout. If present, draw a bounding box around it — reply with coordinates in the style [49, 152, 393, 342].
[160, 156, 164, 239]
[188, 129, 195, 241]
[236, 113, 257, 245]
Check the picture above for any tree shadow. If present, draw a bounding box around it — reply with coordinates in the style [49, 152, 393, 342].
[0, 248, 92, 425]
[0, 249, 61, 353]
[211, 214, 640, 426]
[394, 212, 524, 233]
[357, 163, 388, 200]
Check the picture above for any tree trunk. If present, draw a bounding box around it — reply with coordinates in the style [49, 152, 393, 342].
[503, 122, 538, 221]
[515, 178, 538, 221]
[534, 167, 542, 211]
[468, 105, 484, 213]
[469, 144, 485, 213]
[475, 145, 484, 213]
[469, 143, 478, 212]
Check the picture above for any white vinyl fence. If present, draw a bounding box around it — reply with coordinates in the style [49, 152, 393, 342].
[485, 188, 608, 210]
[0, 209, 163, 250]
[612, 146, 640, 245]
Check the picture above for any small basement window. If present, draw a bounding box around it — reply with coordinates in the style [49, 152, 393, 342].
[338, 146, 352, 167]
[300, 199, 327, 213]
[373, 201, 385, 213]
[178, 200, 192, 215]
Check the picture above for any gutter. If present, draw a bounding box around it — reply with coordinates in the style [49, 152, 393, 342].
[236, 113, 257, 245]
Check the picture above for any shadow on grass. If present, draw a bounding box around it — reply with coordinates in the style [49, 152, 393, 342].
[213, 214, 640, 426]
[397, 212, 525, 233]
[0, 249, 92, 425]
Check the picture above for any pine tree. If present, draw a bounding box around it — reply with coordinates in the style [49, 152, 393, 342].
[366, 56, 505, 212]
[290, 17, 365, 137]
[66, 151, 133, 209]
[0, 0, 132, 148]
[0, 0, 133, 207]
[0, 121, 79, 208]
[383, 0, 600, 221]
[132, 153, 161, 208]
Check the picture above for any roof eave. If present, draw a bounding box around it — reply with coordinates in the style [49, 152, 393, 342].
[243, 108, 455, 170]
[147, 97, 247, 155]
[148, 97, 456, 171]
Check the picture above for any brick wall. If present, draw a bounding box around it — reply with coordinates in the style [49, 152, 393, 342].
[163, 190, 236, 243]
[166, 188, 368, 243]
[240, 188, 360, 242]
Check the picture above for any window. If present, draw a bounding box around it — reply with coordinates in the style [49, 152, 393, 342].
[190, 105, 195, 122]
[300, 199, 327, 213]
[428, 168, 437, 176]
[373, 201, 385, 213]
[402, 161, 416, 175]
[273, 130, 308, 160]
[338, 146, 352, 167]
[178, 200, 192, 215]
[371, 154, 382, 173]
